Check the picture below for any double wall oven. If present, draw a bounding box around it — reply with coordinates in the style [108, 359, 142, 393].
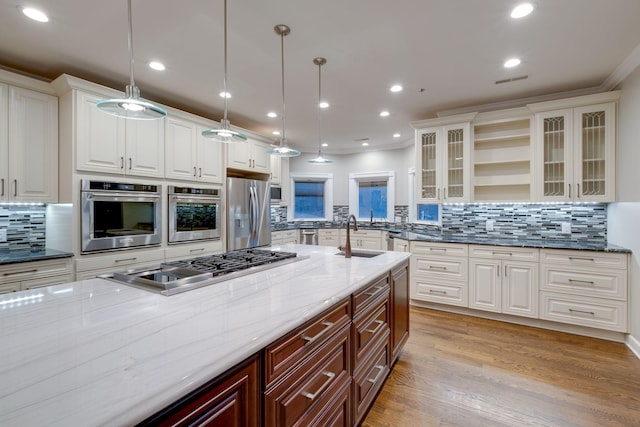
[81, 180, 162, 253]
[168, 186, 221, 244]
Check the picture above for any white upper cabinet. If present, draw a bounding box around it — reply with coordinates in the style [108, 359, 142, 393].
[1, 85, 58, 203]
[270, 155, 282, 184]
[165, 113, 223, 184]
[530, 92, 619, 202]
[227, 138, 271, 174]
[412, 114, 474, 204]
[75, 91, 164, 178]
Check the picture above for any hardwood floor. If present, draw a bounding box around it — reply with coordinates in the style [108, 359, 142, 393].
[362, 306, 640, 427]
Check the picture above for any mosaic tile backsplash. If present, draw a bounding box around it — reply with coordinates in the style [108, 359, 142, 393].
[0, 205, 47, 250]
[271, 203, 607, 244]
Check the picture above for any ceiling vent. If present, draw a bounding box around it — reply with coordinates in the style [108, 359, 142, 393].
[495, 75, 529, 85]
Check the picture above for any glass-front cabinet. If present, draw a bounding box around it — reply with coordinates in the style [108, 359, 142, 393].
[414, 118, 472, 204]
[534, 100, 616, 202]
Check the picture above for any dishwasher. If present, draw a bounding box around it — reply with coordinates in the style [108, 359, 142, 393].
[299, 229, 318, 245]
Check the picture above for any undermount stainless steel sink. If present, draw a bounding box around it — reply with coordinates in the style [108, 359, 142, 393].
[336, 250, 384, 258]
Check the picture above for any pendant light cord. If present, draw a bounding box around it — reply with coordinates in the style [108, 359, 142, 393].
[127, 0, 135, 90]
[280, 29, 286, 143]
[222, 0, 229, 124]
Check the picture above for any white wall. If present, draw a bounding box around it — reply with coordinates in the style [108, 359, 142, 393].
[290, 145, 414, 205]
[608, 63, 640, 353]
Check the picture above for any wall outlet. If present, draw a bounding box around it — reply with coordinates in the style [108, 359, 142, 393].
[485, 220, 495, 231]
[561, 222, 571, 234]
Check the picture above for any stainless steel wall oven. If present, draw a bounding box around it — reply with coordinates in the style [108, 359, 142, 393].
[81, 180, 162, 253]
[168, 186, 221, 244]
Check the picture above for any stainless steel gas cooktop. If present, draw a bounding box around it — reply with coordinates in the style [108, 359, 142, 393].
[106, 248, 301, 296]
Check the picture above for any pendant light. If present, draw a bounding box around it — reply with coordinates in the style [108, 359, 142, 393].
[96, 0, 167, 120]
[268, 24, 301, 157]
[308, 57, 333, 164]
[201, 0, 247, 142]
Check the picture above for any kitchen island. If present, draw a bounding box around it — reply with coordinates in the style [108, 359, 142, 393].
[0, 244, 410, 426]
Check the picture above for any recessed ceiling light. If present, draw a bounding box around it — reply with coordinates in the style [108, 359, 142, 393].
[321, 143, 328, 147]
[219, 91, 231, 98]
[272, 130, 280, 136]
[511, 3, 534, 19]
[319, 101, 329, 109]
[504, 58, 521, 68]
[362, 142, 369, 147]
[148, 61, 165, 71]
[390, 84, 403, 93]
[379, 110, 390, 117]
[22, 7, 48, 22]
[267, 112, 278, 118]
[393, 133, 401, 138]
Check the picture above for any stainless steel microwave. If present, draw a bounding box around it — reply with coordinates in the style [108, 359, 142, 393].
[80, 180, 162, 253]
[270, 186, 282, 204]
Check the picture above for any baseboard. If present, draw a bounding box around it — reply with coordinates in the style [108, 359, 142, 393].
[410, 300, 627, 343]
[626, 334, 640, 360]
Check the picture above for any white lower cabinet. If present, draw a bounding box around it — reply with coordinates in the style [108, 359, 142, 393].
[539, 249, 628, 332]
[318, 229, 340, 247]
[0, 258, 74, 293]
[410, 241, 469, 307]
[393, 238, 409, 252]
[75, 248, 164, 280]
[164, 241, 223, 261]
[271, 230, 298, 245]
[349, 229, 383, 250]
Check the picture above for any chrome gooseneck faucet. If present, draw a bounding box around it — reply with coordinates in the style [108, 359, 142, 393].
[342, 214, 358, 258]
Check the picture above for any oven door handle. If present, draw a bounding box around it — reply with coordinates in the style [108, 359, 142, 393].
[170, 195, 221, 204]
[84, 191, 161, 200]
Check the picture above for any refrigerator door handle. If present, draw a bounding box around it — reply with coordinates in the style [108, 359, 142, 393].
[249, 186, 258, 240]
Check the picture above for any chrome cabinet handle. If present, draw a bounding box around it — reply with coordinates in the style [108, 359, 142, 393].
[301, 320, 334, 344]
[568, 279, 595, 285]
[428, 265, 447, 271]
[365, 285, 385, 296]
[3, 269, 38, 276]
[577, 183, 580, 198]
[569, 257, 594, 262]
[428, 289, 447, 295]
[568, 183, 571, 198]
[366, 364, 385, 384]
[120, 156, 124, 169]
[1, 178, 4, 196]
[128, 157, 132, 170]
[193, 166, 197, 177]
[492, 251, 513, 256]
[301, 371, 335, 400]
[429, 248, 447, 252]
[365, 319, 385, 334]
[114, 257, 138, 263]
[198, 167, 202, 178]
[13, 179, 17, 197]
[190, 248, 205, 253]
[569, 308, 595, 316]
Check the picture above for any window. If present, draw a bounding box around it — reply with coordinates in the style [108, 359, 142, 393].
[417, 203, 441, 224]
[289, 173, 333, 221]
[349, 171, 395, 222]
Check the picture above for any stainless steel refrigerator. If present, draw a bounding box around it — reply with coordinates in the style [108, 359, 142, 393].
[226, 177, 271, 250]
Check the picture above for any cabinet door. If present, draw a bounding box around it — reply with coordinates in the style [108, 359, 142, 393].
[502, 261, 538, 318]
[227, 140, 250, 169]
[165, 116, 197, 180]
[0, 83, 9, 202]
[270, 155, 282, 184]
[442, 123, 470, 202]
[573, 103, 615, 202]
[75, 91, 126, 173]
[251, 140, 271, 173]
[390, 262, 409, 363]
[125, 119, 164, 177]
[536, 109, 573, 202]
[8, 86, 58, 202]
[469, 258, 501, 312]
[197, 127, 223, 183]
[416, 128, 439, 202]
[358, 237, 382, 250]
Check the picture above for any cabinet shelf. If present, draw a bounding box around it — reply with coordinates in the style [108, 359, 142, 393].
[474, 131, 530, 143]
[474, 173, 531, 187]
[582, 125, 606, 131]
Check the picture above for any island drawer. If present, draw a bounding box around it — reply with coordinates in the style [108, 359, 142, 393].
[540, 291, 628, 332]
[541, 265, 627, 300]
[353, 294, 390, 368]
[353, 334, 391, 425]
[540, 249, 627, 269]
[409, 241, 468, 257]
[353, 273, 389, 315]
[469, 245, 539, 261]
[264, 325, 351, 427]
[264, 298, 351, 387]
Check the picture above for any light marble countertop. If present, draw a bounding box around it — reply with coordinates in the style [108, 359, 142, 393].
[0, 244, 410, 427]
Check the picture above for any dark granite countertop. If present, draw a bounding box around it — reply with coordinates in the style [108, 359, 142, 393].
[271, 224, 630, 253]
[0, 248, 74, 266]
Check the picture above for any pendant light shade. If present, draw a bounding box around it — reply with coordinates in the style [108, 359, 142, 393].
[201, 0, 247, 142]
[308, 57, 333, 164]
[97, 0, 167, 120]
[268, 24, 301, 157]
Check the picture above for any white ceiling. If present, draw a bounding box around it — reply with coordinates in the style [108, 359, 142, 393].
[1, 0, 640, 155]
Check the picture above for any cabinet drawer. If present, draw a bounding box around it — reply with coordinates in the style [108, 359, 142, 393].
[353, 296, 390, 368]
[412, 256, 468, 281]
[75, 248, 164, 272]
[164, 241, 222, 260]
[264, 325, 351, 427]
[540, 249, 627, 269]
[411, 278, 468, 307]
[350, 229, 382, 238]
[0, 258, 73, 285]
[0, 282, 21, 294]
[469, 245, 539, 261]
[352, 274, 389, 316]
[264, 299, 351, 387]
[353, 336, 390, 425]
[541, 265, 627, 300]
[410, 241, 468, 257]
[540, 291, 628, 332]
[318, 229, 340, 237]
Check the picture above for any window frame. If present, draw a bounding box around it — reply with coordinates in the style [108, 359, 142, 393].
[288, 173, 334, 221]
[348, 171, 395, 222]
